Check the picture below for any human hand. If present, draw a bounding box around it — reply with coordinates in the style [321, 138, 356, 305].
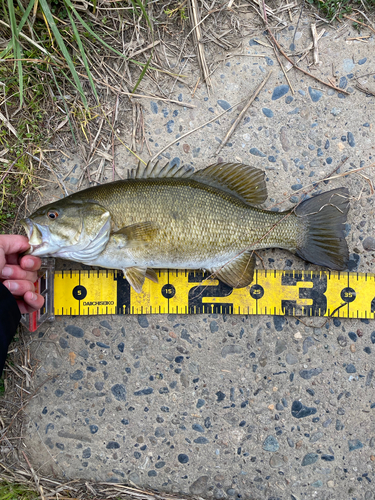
[0, 235, 45, 314]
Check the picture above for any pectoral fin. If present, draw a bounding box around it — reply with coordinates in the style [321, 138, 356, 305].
[113, 221, 159, 248]
[123, 266, 159, 293]
[211, 251, 256, 288]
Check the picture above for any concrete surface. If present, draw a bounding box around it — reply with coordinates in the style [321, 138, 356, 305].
[22, 10, 375, 500]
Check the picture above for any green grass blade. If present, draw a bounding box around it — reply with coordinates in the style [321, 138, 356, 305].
[132, 52, 152, 93]
[38, 0, 88, 107]
[16, 0, 36, 33]
[64, 4, 99, 104]
[0, 0, 35, 59]
[7, 0, 23, 106]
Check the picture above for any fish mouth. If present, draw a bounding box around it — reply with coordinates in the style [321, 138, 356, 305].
[21, 218, 49, 255]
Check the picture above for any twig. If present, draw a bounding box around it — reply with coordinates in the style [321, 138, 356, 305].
[188, 0, 212, 89]
[343, 14, 375, 35]
[272, 43, 294, 93]
[150, 96, 249, 163]
[112, 95, 119, 181]
[216, 70, 273, 154]
[130, 40, 160, 58]
[0, 154, 25, 184]
[311, 23, 319, 65]
[355, 82, 375, 97]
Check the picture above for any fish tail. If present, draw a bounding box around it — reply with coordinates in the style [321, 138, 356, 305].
[295, 188, 350, 270]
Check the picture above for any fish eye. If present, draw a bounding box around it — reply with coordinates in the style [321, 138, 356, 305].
[47, 210, 59, 220]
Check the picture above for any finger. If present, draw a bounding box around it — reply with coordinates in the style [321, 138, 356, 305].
[0, 265, 38, 282]
[17, 291, 45, 314]
[0, 235, 30, 254]
[3, 279, 35, 296]
[19, 255, 42, 272]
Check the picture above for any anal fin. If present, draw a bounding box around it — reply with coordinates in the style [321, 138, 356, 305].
[123, 266, 159, 293]
[211, 251, 256, 288]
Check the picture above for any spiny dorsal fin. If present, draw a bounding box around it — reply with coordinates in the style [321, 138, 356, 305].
[192, 163, 267, 205]
[127, 161, 267, 205]
[211, 251, 256, 288]
[127, 161, 194, 180]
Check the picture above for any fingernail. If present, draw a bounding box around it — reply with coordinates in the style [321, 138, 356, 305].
[4, 281, 18, 292]
[29, 292, 38, 301]
[24, 258, 35, 269]
[1, 267, 13, 277]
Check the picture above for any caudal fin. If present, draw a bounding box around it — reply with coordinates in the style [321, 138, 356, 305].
[295, 188, 350, 270]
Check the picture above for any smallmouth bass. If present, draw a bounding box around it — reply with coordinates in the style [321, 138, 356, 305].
[22, 162, 350, 292]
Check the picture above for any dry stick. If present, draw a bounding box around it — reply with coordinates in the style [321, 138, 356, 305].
[355, 82, 375, 97]
[112, 94, 119, 181]
[150, 96, 249, 163]
[188, 0, 212, 89]
[343, 14, 375, 35]
[272, 43, 294, 94]
[22, 451, 46, 500]
[0, 154, 25, 184]
[291, 28, 325, 66]
[216, 70, 273, 154]
[311, 23, 319, 65]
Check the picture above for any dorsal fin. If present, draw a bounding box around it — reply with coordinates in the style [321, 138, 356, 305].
[126, 161, 267, 205]
[192, 163, 267, 205]
[127, 161, 194, 180]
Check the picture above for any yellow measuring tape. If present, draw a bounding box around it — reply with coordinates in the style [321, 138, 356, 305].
[52, 269, 375, 319]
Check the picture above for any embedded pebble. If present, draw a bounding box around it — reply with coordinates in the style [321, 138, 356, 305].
[303, 336, 315, 354]
[310, 431, 323, 443]
[280, 126, 291, 151]
[343, 59, 355, 72]
[263, 435, 279, 452]
[189, 476, 209, 495]
[262, 108, 274, 118]
[339, 76, 347, 89]
[308, 87, 323, 102]
[221, 345, 242, 358]
[272, 85, 289, 100]
[363, 237, 375, 251]
[178, 454, 189, 463]
[286, 353, 298, 365]
[347, 132, 355, 147]
[299, 368, 322, 380]
[275, 339, 287, 355]
[217, 100, 231, 111]
[291, 401, 317, 418]
[249, 147, 266, 157]
[269, 453, 284, 468]
[65, 325, 84, 338]
[348, 439, 363, 451]
[302, 453, 319, 466]
[138, 315, 149, 328]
